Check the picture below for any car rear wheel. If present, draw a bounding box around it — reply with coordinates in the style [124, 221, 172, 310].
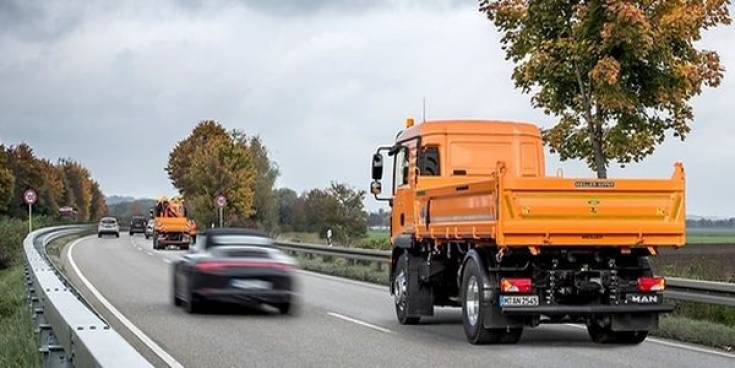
[172, 277, 182, 307]
[275, 302, 291, 315]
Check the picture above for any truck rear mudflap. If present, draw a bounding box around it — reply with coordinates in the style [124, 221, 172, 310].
[496, 163, 686, 248]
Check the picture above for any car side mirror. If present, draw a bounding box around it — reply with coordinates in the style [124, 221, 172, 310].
[370, 181, 382, 196]
[371, 153, 383, 180]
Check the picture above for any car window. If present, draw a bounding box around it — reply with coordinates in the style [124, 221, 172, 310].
[101, 219, 116, 225]
[206, 235, 272, 248]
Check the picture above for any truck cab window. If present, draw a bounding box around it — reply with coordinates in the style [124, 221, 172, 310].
[393, 146, 409, 191]
[419, 146, 440, 176]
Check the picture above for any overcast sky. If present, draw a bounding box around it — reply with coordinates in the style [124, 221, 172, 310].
[0, 0, 733, 216]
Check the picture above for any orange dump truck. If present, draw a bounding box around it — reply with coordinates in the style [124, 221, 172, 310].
[152, 199, 197, 250]
[370, 119, 685, 345]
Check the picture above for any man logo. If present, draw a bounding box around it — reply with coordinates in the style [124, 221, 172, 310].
[628, 294, 659, 304]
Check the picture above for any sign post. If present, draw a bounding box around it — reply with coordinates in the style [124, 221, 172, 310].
[23, 189, 38, 233]
[214, 194, 228, 228]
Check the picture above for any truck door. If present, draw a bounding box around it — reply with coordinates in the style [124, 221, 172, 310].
[392, 139, 417, 238]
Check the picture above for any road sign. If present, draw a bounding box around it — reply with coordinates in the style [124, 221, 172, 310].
[214, 194, 228, 209]
[24, 189, 38, 205]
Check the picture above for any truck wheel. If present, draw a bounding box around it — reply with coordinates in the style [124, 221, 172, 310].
[461, 258, 523, 344]
[153, 236, 160, 250]
[393, 254, 420, 325]
[587, 323, 648, 344]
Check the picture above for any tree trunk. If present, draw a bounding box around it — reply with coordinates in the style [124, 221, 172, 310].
[574, 66, 607, 179]
[587, 120, 607, 179]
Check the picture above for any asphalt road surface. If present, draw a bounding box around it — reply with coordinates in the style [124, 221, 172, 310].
[60, 234, 735, 368]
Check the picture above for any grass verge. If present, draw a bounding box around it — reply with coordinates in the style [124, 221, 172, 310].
[0, 266, 41, 368]
[293, 253, 735, 351]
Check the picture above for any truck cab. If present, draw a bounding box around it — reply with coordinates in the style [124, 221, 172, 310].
[370, 118, 684, 345]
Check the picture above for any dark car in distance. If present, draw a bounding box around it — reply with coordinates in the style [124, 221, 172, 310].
[129, 216, 147, 236]
[172, 228, 297, 314]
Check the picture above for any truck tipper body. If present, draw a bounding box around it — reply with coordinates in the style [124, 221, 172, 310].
[370, 119, 684, 344]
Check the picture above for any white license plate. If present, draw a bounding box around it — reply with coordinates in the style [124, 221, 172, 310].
[499, 295, 539, 307]
[230, 279, 272, 290]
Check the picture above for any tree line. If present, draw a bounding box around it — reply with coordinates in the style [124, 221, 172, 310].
[166, 121, 368, 243]
[0, 143, 107, 221]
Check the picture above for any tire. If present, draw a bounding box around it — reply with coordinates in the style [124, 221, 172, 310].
[98, 233, 101, 238]
[172, 273, 182, 307]
[185, 283, 202, 314]
[153, 236, 160, 250]
[393, 254, 421, 325]
[461, 257, 523, 344]
[587, 323, 648, 344]
[276, 302, 291, 315]
[115, 233, 120, 238]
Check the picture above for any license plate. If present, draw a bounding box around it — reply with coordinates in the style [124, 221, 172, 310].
[230, 279, 272, 290]
[499, 295, 539, 307]
[626, 293, 660, 304]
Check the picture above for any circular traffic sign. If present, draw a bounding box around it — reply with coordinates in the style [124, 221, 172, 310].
[214, 194, 228, 208]
[23, 189, 38, 205]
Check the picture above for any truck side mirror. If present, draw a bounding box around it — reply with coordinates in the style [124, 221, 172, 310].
[372, 153, 384, 180]
[370, 181, 382, 196]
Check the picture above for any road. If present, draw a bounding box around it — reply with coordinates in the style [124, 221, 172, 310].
[60, 234, 734, 368]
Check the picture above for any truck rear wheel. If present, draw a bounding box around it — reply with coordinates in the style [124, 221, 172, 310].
[393, 254, 420, 325]
[587, 323, 648, 344]
[461, 257, 523, 344]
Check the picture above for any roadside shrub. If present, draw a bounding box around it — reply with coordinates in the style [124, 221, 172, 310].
[654, 316, 735, 351]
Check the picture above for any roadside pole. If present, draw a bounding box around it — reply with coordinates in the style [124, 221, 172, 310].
[23, 188, 38, 233]
[214, 194, 228, 228]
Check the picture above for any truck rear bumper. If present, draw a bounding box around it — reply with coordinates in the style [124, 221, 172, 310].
[501, 303, 674, 315]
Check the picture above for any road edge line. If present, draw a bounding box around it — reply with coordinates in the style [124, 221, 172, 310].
[327, 312, 392, 333]
[67, 236, 185, 368]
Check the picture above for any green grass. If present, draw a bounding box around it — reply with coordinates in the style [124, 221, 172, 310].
[0, 216, 58, 368]
[686, 228, 735, 244]
[0, 265, 41, 367]
[294, 254, 389, 286]
[652, 316, 735, 351]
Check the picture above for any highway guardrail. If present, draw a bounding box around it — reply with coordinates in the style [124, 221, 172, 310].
[24, 225, 153, 368]
[277, 241, 735, 307]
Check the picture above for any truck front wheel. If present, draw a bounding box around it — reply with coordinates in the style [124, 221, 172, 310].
[461, 258, 523, 344]
[393, 254, 420, 325]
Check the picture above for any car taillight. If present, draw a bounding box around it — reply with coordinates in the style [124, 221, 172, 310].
[637, 277, 665, 292]
[500, 278, 533, 293]
[195, 261, 291, 272]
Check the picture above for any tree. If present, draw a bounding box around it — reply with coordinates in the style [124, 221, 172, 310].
[276, 188, 300, 231]
[4, 144, 45, 217]
[89, 181, 108, 220]
[58, 159, 93, 221]
[480, 0, 731, 178]
[37, 159, 64, 217]
[301, 182, 367, 244]
[168, 123, 257, 227]
[0, 146, 15, 213]
[167, 121, 229, 196]
[248, 136, 280, 232]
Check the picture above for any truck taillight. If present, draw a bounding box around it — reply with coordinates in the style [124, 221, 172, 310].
[500, 278, 533, 293]
[637, 277, 665, 292]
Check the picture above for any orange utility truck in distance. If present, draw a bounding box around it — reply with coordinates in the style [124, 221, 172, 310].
[152, 198, 196, 251]
[370, 119, 685, 345]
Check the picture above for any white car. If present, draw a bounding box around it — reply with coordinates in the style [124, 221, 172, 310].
[98, 217, 120, 238]
[145, 220, 154, 239]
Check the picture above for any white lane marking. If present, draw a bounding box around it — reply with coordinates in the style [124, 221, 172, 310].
[564, 323, 735, 359]
[68, 237, 185, 368]
[162, 259, 171, 264]
[327, 312, 392, 334]
[146, 252, 154, 257]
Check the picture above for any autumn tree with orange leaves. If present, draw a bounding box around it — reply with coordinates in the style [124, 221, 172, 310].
[480, 0, 731, 178]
